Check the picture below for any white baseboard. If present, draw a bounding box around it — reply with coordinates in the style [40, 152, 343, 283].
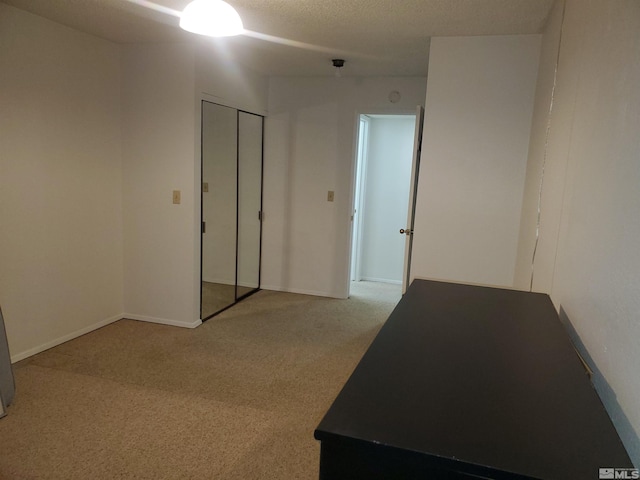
[260, 284, 346, 300]
[11, 313, 122, 363]
[123, 313, 202, 329]
[411, 275, 512, 290]
[360, 277, 402, 285]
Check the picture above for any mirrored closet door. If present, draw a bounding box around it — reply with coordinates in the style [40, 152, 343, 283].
[201, 101, 264, 320]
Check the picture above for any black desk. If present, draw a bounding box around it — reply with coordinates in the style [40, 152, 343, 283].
[314, 280, 633, 479]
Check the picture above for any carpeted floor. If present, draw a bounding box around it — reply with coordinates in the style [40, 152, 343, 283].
[0, 281, 401, 479]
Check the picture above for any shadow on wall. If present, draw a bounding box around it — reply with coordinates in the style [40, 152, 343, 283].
[559, 306, 640, 466]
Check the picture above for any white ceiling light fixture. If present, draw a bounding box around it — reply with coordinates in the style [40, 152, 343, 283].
[179, 0, 244, 37]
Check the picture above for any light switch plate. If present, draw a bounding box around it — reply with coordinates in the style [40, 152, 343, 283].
[327, 191, 335, 202]
[203, 182, 209, 193]
[173, 190, 181, 204]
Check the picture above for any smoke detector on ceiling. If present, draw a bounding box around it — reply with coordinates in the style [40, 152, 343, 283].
[332, 59, 345, 77]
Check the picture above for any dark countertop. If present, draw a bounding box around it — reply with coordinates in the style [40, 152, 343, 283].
[315, 279, 632, 479]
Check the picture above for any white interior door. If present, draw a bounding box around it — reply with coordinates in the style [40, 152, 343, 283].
[401, 105, 425, 294]
[350, 116, 370, 282]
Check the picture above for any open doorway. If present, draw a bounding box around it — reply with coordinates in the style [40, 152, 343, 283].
[350, 113, 417, 294]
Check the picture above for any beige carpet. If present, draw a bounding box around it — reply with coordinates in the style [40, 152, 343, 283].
[0, 281, 401, 479]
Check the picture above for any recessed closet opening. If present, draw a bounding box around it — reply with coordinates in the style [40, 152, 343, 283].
[200, 101, 264, 320]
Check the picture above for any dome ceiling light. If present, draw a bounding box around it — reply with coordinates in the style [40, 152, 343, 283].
[179, 0, 244, 37]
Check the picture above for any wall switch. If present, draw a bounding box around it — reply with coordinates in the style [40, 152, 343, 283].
[327, 190, 335, 202]
[202, 182, 209, 193]
[173, 190, 181, 204]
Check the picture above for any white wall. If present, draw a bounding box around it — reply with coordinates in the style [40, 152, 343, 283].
[263, 77, 427, 298]
[121, 42, 268, 325]
[410, 35, 540, 288]
[195, 43, 269, 115]
[0, 4, 124, 361]
[360, 116, 415, 284]
[517, 0, 640, 464]
[513, 0, 566, 292]
[0, 7, 270, 355]
[121, 43, 199, 328]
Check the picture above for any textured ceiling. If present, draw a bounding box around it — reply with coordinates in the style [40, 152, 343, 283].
[1, 0, 556, 76]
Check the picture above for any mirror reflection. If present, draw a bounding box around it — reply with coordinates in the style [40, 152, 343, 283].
[201, 102, 263, 319]
[237, 111, 263, 295]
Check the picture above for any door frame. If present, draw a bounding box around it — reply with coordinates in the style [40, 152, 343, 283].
[346, 107, 424, 297]
[199, 99, 266, 321]
[402, 105, 425, 294]
[350, 115, 371, 283]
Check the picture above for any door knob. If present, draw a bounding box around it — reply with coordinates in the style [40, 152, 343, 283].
[399, 228, 412, 235]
